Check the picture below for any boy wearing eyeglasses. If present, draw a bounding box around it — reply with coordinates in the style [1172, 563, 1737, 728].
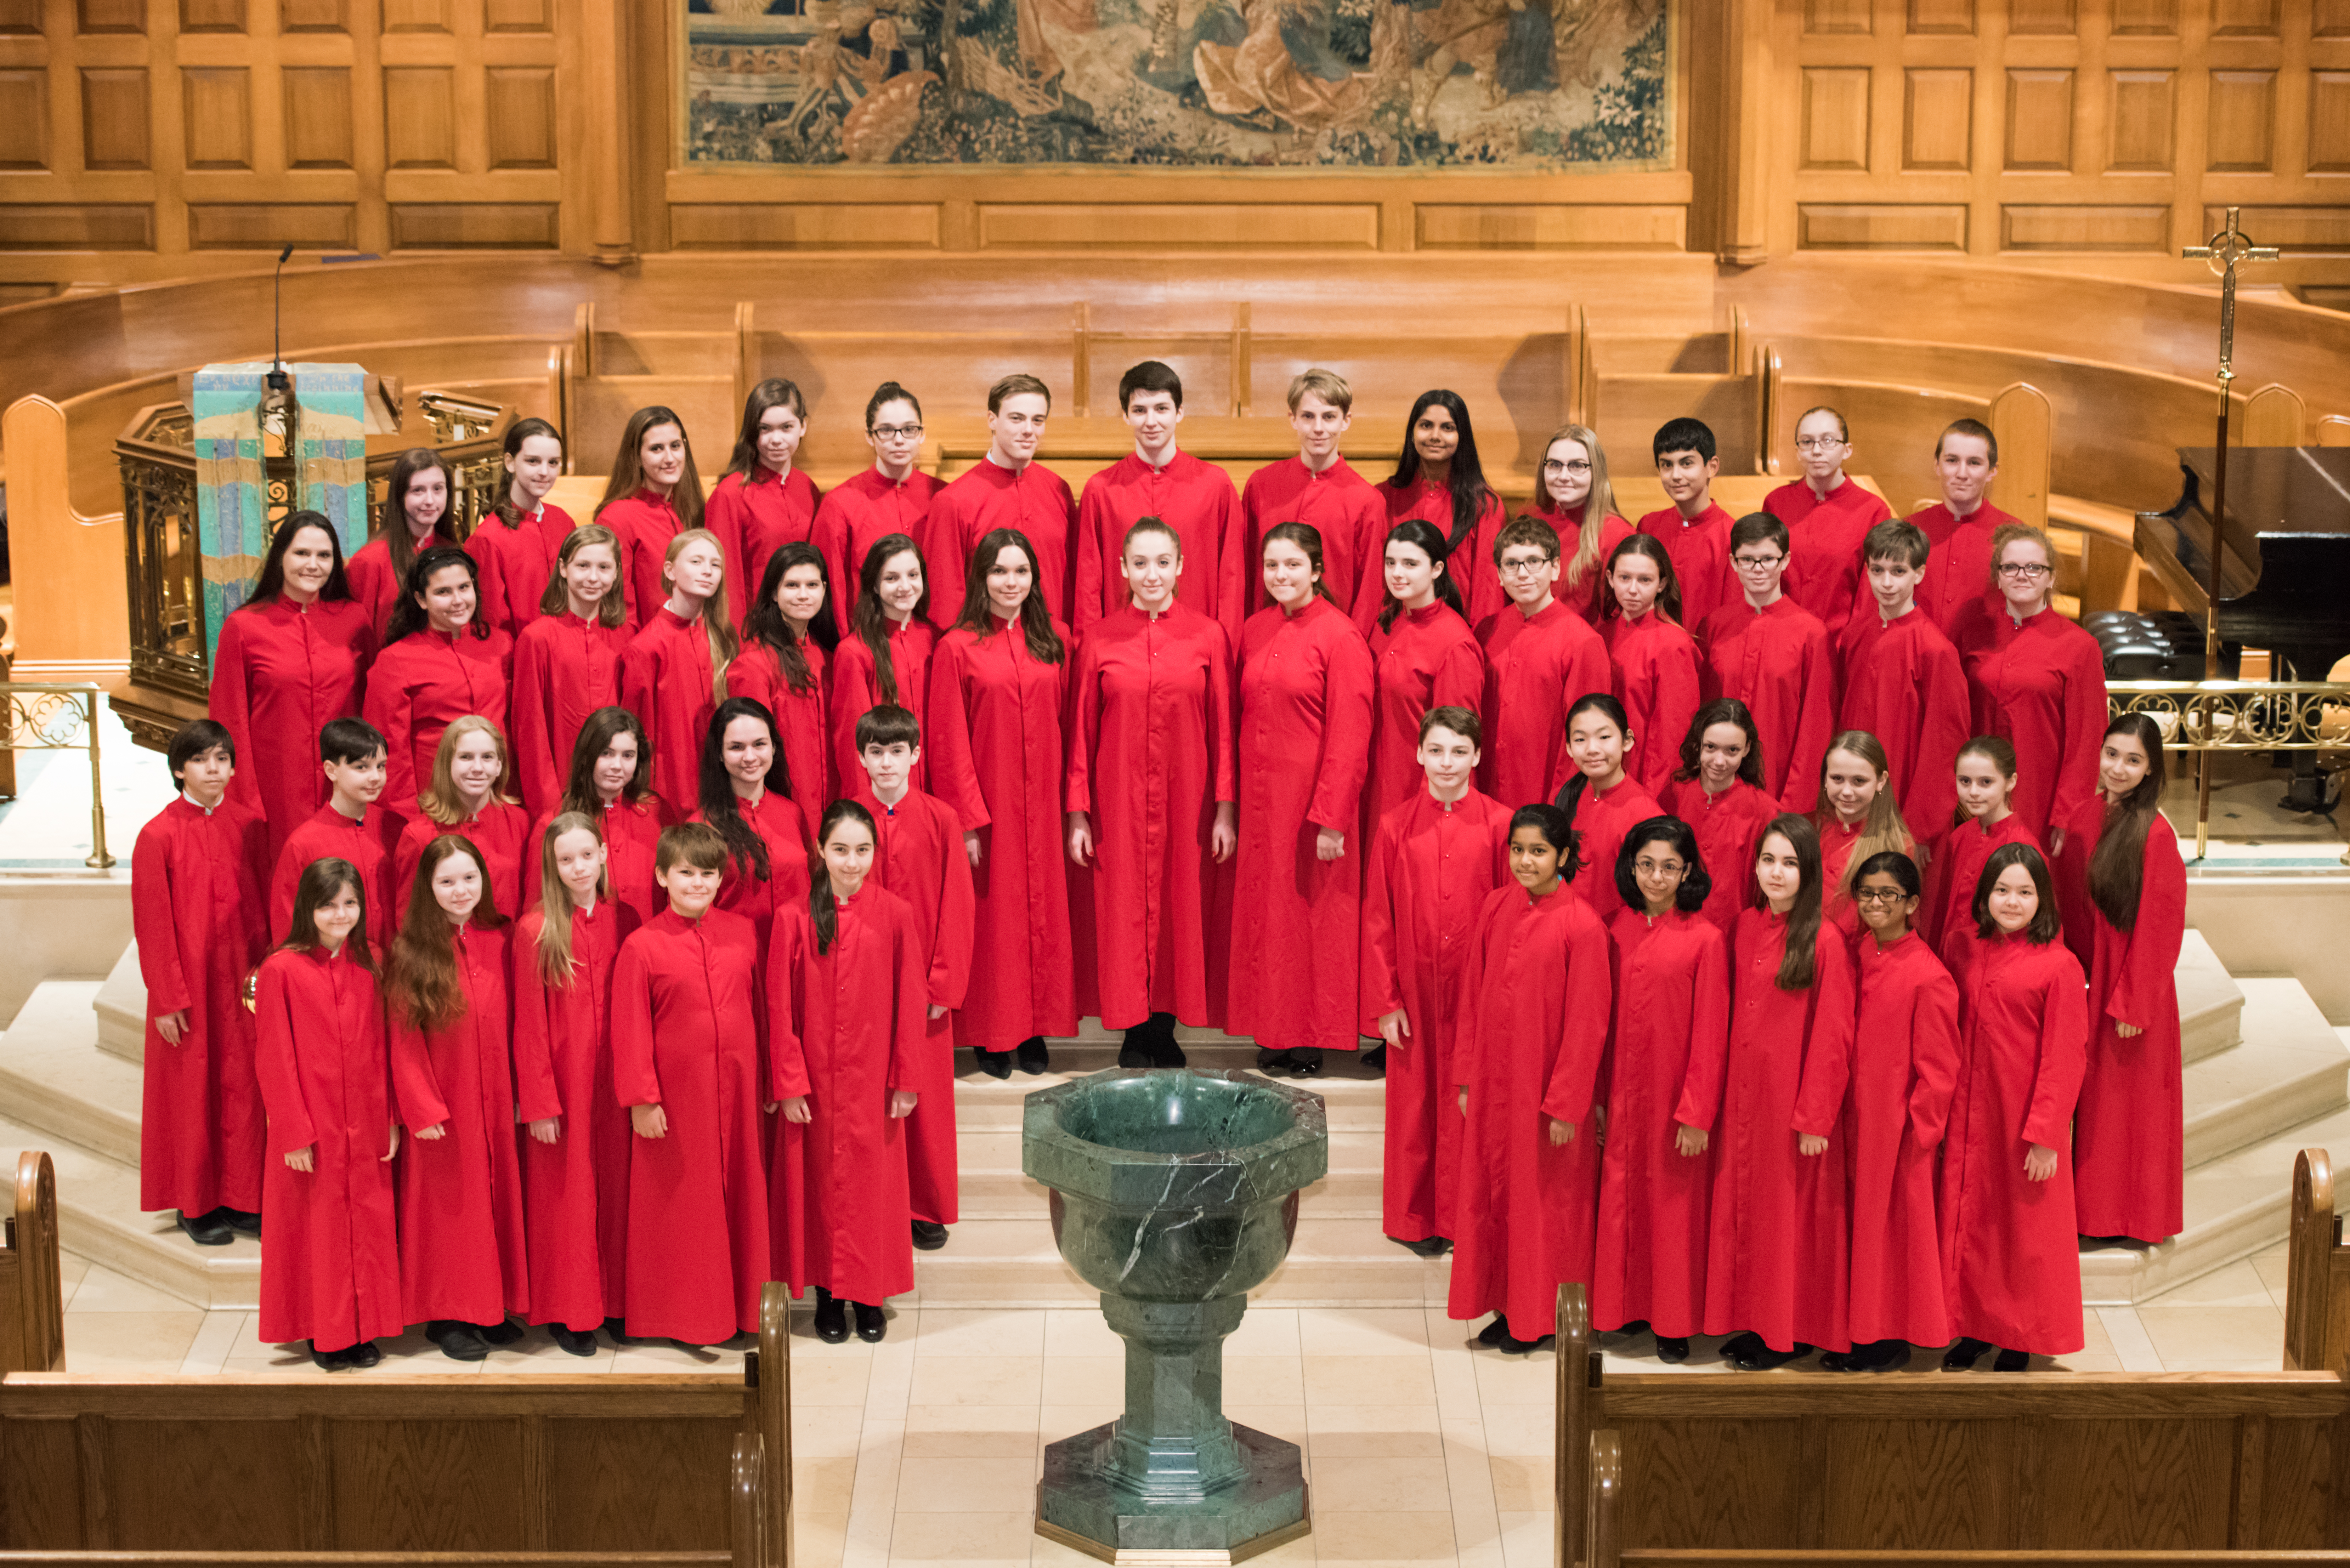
[1697, 514, 1835, 810]
[1763, 405, 1892, 639]
[1908, 419, 2014, 650]
[1474, 515, 1612, 807]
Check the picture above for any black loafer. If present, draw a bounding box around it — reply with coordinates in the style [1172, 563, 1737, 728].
[219, 1207, 262, 1237]
[1496, 1328, 1555, 1356]
[1153, 1033, 1188, 1068]
[1359, 1044, 1387, 1076]
[1014, 1036, 1050, 1074]
[551, 1324, 600, 1357]
[1477, 1316, 1511, 1347]
[603, 1315, 638, 1345]
[1993, 1347, 2030, 1372]
[479, 1318, 525, 1346]
[347, 1339, 383, 1368]
[1391, 1235, 1452, 1258]
[1117, 1041, 1155, 1068]
[976, 1050, 1013, 1080]
[1718, 1331, 1763, 1363]
[427, 1320, 489, 1362]
[812, 1291, 849, 1344]
[1731, 1341, 1812, 1371]
[310, 1340, 354, 1370]
[1255, 1048, 1292, 1073]
[1654, 1336, 1691, 1364]
[1287, 1047, 1324, 1077]
[911, 1220, 949, 1251]
[1942, 1337, 1993, 1371]
[179, 1209, 234, 1246]
[854, 1302, 888, 1343]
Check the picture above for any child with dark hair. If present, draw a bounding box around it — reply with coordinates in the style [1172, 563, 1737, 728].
[1474, 514, 1610, 808]
[1551, 693, 1661, 924]
[732, 541, 843, 807]
[1838, 519, 1970, 833]
[1075, 362, 1244, 638]
[1600, 534, 1701, 797]
[1659, 701, 1777, 933]
[364, 544, 514, 824]
[1699, 513, 1835, 809]
[1635, 417, 1737, 631]
[707, 378, 822, 620]
[811, 382, 942, 620]
[271, 717, 400, 948]
[692, 695, 812, 957]
[466, 417, 567, 638]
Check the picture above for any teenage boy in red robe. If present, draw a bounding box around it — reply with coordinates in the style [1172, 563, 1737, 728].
[1241, 369, 1387, 629]
[1475, 516, 1611, 809]
[1910, 419, 2013, 647]
[1636, 419, 1738, 635]
[1699, 513, 1835, 810]
[1763, 406, 1891, 640]
[1075, 362, 1245, 640]
[925, 374, 1078, 625]
[271, 717, 400, 950]
[1837, 520, 1970, 835]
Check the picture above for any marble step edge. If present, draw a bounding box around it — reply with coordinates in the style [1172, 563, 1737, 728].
[94, 943, 144, 1066]
[2180, 982, 2349, 1168]
[2178, 928, 2243, 1067]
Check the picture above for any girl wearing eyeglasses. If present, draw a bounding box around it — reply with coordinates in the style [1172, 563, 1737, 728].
[1761, 406, 1891, 640]
[812, 383, 944, 617]
[1956, 524, 2108, 851]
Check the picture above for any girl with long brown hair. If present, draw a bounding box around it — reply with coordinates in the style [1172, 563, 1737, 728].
[363, 544, 513, 824]
[466, 417, 567, 638]
[391, 715, 529, 931]
[618, 527, 736, 811]
[523, 706, 676, 927]
[511, 522, 629, 819]
[1923, 735, 2037, 958]
[1363, 519, 1483, 841]
[692, 695, 811, 956]
[347, 448, 461, 637]
[595, 405, 706, 629]
[1810, 729, 1914, 939]
[1601, 533, 1701, 797]
[708, 379, 822, 625]
[730, 541, 841, 807]
[1534, 424, 1631, 622]
[830, 533, 938, 791]
[1660, 698, 1776, 932]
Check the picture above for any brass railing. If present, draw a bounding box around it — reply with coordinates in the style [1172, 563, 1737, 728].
[0, 682, 117, 869]
[2107, 679, 2350, 860]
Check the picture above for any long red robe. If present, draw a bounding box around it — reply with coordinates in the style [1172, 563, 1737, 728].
[727, 640, 833, 808]
[1556, 776, 1664, 926]
[1817, 816, 1869, 939]
[271, 803, 401, 949]
[1227, 598, 1375, 1053]
[1358, 787, 1511, 1240]
[1636, 502, 1738, 635]
[1240, 456, 1387, 628]
[392, 802, 531, 929]
[510, 612, 629, 820]
[1848, 928, 1961, 1347]
[811, 466, 944, 617]
[924, 459, 1079, 625]
[617, 606, 717, 814]
[1535, 498, 1635, 625]
[707, 465, 822, 632]
[1659, 776, 1775, 933]
[1602, 611, 1701, 798]
[513, 898, 639, 1330]
[133, 796, 270, 1215]
[1698, 596, 1835, 809]
[1447, 883, 1613, 1328]
[1765, 477, 1891, 640]
[1911, 501, 2013, 649]
[523, 795, 676, 929]
[344, 536, 415, 643]
[1068, 602, 1235, 1028]
[254, 944, 401, 1350]
[926, 617, 1077, 1050]
[1476, 599, 1611, 810]
[361, 627, 514, 824]
[1837, 607, 1969, 833]
[525, 500, 577, 562]
[1376, 478, 1509, 626]
[1925, 811, 2041, 960]
[1075, 451, 1245, 638]
[856, 784, 975, 1226]
[697, 789, 813, 957]
[210, 596, 376, 864]
[770, 888, 924, 1303]
[1593, 907, 1729, 1337]
[464, 515, 555, 640]
[1960, 606, 2108, 845]
[1365, 602, 1485, 834]
[1703, 908, 1856, 1353]
[611, 905, 770, 1343]
[1941, 930, 2089, 1354]
[831, 618, 939, 792]
[2056, 802, 2187, 1243]
[598, 490, 690, 631]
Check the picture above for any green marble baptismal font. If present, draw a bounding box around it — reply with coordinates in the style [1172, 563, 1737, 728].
[1023, 1069, 1329, 1565]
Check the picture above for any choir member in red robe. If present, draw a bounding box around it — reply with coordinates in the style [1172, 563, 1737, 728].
[613, 824, 771, 1345]
[1593, 817, 1728, 1360]
[1448, 804, 1613, 1351]
[211, 512, 377, 865]
[513, 813, 638, 1353]
[524, 706, 676, 928]
[1075, 362, 1245, 638]
[1701, 515, 1835, 809]
[1476, 516, 1612, 809]
[345, 449, 459, 640]
[928, 528, 1077, 1075]
[1910, 419, 2014, 648]
[1660, 700, 1777, 933]
[1228, 523, 1376, 1075]
[1705, 816, 1856, 1368]
[1924, 738, 2038, 958]
[465, 418, 567, 638]
[1068, 519, 1236, 1062]
[1552, 693, 1663, 926]
[392, 715, 530, 929]
[1960, 524, 2108, 851]
[695, 697, 812, 956]
[1377, 391, 1510, 626]
[1764, 407, 1892, 639]
[1535, 425, 1635, 625]
[1365, 519, 1485, 838]
[136, 721, 270, 1244]
[1813, 732, 1917, 941]
[1941, 844, 2089, 1365]
[1636, 418, 1738, 635]
[812, 383, 944, 616]
[511, 523, 629, 820]
[2056, 714, 2187, 1246]
[1600, 535, 1702, 798]
[926, 374, 1078, 625]
[254, 858, 401, 1368]
[271, 719, 399, 949]
[770, 802, 926, 1344]
[730, 542, 837, 806]
[362, 546, 514, 825]
[1827, 851, 1960, 1371]
[387, 834, 527, 1359]
[707, 380, 822, 629]
[851, 706, 974, 1249]
[1839, 519, 1970, 831]
[1240, 370, 1387, 628]
[618, 528, 735, 812]
[593, 406, 706, 630]
[832, 534, 939, 792]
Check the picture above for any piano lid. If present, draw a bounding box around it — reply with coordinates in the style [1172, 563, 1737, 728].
[2142, 446, 2350, 669]
[2180, 447, 2350, 541]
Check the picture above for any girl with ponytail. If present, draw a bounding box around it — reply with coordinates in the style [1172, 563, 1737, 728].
[1551, 692, 1660, 924]
[830, 533, 938, 790]
[1922, 736, 2037, 957]
[466, 417, 567, 638]
[1365, 519, 1483, 837]
[618, 527, 737, 811]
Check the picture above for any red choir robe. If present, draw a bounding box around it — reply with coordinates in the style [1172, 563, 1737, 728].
[1940, 931, 2089, 1354]
[392, 801, 531, 927]
[513, 898, 639, 1330]
[1911, 501, 2014, 648]
[1075, 451, 1245, 638]
[1446, 882, 1614, 1329]
[2056, 801, 2188, 1243]
[831, 618, 939, 792]
[1535, 498, 1635, 624]
[1847, 928, 1961, 1347]
[362, 627, 515, 823]
[924, 459, 1079, 626]
[1925, 812, 2040, 959]
[612, 905, 771, 1343]
[1240, 456, 1387, 629]
[1364, 602, 1485, 833]
[1765, 477, 1892, 639]
[389, 921, 529, 1325]
[1593, 907, 1729, 1338]
[1837, 606, 1969, 833]
[1227, 598, 1375, 1053]
[1067, 602, 1235, 1027]
[133, 795, 270, 1216]
[1556, 776, 1664, 926]
[1816, 816, 1869, 939]
[1475, 599, 1611, 810]
[927, 616, 1077, 1050]
[1698, 595, 1835, 809]
[1602, 611, 1702, 798]
[727, 639, 833, 807]
[210, 596, 376, 864]
[856, 783, 975, 1226]
[1703, 908, 1856, 1353]
[464, 515, 555, 640]
[1360, 788, 1511, 1240]
[617, 606, 717, 813]
[1960, 607, 2108, 845]
[525, 500, 577, 562]
[343, 537, 406, 642]
[524, 795, 676, 929]
[1636, 502, 1738, 635]
[599, 491, 691, 631]
[1660, 776, 1776, 933]
[769, 887, 925, 1304]
[812, 467, 945, 616]
[697, 789, 813, 957]
[510, 612, 629, 821]
[1377, 479, 1510, 625]
[707, 465, 822, 632]
[254, 943, 401, 1350]
[271, 803, 401, 949]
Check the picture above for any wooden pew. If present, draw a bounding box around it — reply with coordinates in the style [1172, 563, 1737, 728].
[0, 1152, 65, 1376]
[2286, 1148, 2350, 1375]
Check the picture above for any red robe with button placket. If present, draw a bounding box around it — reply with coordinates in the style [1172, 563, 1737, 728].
[1912, 501, 2013, 650]
[1637, 502, 1738, 636]
[1847, 927, 1962, 1348]
[510, 611, 629, 820]
[1377, 477, 1510, 625]
[1241, 456, 1387, 629]
[812, 467, 944, 617]
[392, 803, 530, 930]
[1837, 606, 1970, 835]
[464, 514, 556, 640]
[1556, 776, 1664, 926]
[1603, 610, 1702, 799]
[1365, 602, 1485, 835]
[707, 465, 822, 633]
[1698, 595, 1836, 810]
[600, 491, 692, 632]
[524, 795, 678, 931]
[1659, 776, 1776, 933]
[924, 459, 1079, 625]
[832, 618, 939, 793]
[1476, 598, 1611, 810]
[618, 606, 717, 815]
[1536, 498, 1634, 625]
[696, 789, 812, 959]
[210, 595, 377, 864]
[1076, 451, 1245, 638]
[1960, 606, 2109, 847]
[362, 626, 514, 825]
[272, 804, 400, 948]
[728, 639, 834, 809]
[1766, 477, 1892, 640]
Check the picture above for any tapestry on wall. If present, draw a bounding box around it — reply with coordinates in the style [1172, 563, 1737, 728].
[680, 0, 1669, 168]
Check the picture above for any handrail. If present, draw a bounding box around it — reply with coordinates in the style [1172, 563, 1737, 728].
[1585, 1431, 1621, 1568]
[0, 682, 116, 868]
[3, 1151, 65, 1375]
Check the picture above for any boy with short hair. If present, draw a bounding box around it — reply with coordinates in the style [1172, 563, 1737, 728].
[1910, 418, 2013, 648]
[1636, 417, 1738, 634]
[1242, 368, 1386, 629]
[270, 717, 400, 948]
[1075, 360, 1244, 638]
[924, 372, 1078, 625]
[1763, 405, 1892, 638]
[1698, 513, 1835, 809]
[1475, 515, 1611, 807]
[136, 718, 271, 1246]
[1837, 520, 1970, 833]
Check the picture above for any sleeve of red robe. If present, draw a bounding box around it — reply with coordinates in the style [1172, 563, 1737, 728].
[510, 922, 563, 1125]
[929, 804, 977, 1010]
[1537, 903, 1614, 1127]
[1434, 631, 1485, 721]
[766, 915, 814, 1103]
[253, 957, 320, 1157]
[925, 640, 990, 833]
[1780, 628, 1838, 812]
[361, 654, 420, 819]
[886, 897, 926, 1093]
[1062, 627, 1108, 816]
[2024, 948, 2091, 1149]
[1906, 960, 1963, 1149]
[387, 1007, 453, 1131]
[509, 627, 563, 822]
[1311, 624, 1377, 834]
[1669, 924, 1732, 1133]
[1903, 638, 1971, 832]
[1790, 930, 1856, 1137]
[1452, 897, 1496, 1093]
[131, 819, 194, 1018]
[611, 936, 662, 1108]
[207, 616, 264, 817]
[1207, 621, 1238, 802]
[1357, 820, 1407, 1029]
[2051, 637, 2110, 835]
[2108, 817, 2185, 1028]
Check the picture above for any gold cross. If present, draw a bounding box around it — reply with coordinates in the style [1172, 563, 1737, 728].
[2183, 205, 2280, 388]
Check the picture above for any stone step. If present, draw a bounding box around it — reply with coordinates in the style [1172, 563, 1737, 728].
[95, 942, 144, 1066]
[2179, 928, 2245, 1065]
[0, 980, 142, 1165]
[2182, 978, 2347, 1167]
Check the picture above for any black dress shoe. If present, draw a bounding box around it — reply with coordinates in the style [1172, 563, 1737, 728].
[479, 1318, 525, 1346]
[1607, 1319, 1651, 1338]
[1718, 1331, 1764, 1363]
[911, 1219, 949, 1251]
[179, 1209, 234, 1246]
[1654, 1336, 1691, 1364]
[1014, 1036, 1050, 1074]
[551, 1324, 600, 1357]
[1255, 1047, 1293, 1073]
[1152, 1032, 1188, 1068]
[347, 1339, 383, 1368]
[1496, 1326, 1555, 1355]
[854, 1302, 888, 1343]
[1477, 1315, 1511, 1346]
[976, 1049, 1013, 1080]
[1942, 1336, 1993, 1370]
[1286, 1047, 1325, 1077]
[1117, 1040, 1155, 1068]
[812, 1290, 849, 1344]
[1731, 1340, 1812, 1371]
[1360, 1044, 1387, 1075]
[427, 1321, 490, 1361]
[603, 1315, 638, 1345]
[310, 1340, 354, 1370]
[219, 1207, 262, 1237]
[1847, 1339, 1906, 1371]
[1392, 1234, 1453, 1258]
[1993, 1347, 2031, 1371]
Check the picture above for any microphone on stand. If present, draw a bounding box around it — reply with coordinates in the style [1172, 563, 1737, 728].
[267, 243, 294, 397]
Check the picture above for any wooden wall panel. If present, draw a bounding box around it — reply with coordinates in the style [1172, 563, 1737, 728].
[2002, 203, 2168, 249]
[483, 0, 549, 29]
[332, 1419, 527, 1549]
[1799, 203, 1969, 247]
[181, 67, 254, 169]
[80, 68, 152, 169]
[384, 67, 456, 167]
[2313, 73, 2350, 171]
[1807, 0, 1873, 32]
[2320, 0, 2350, 36]
[1903, 69, 1974, 168]
[2005, 68, 2074, 168]
[2108, 70, 2176, 169]
[1802, 67, 1873, 168]
[975, 203, 1384, 250]
[664, 203, 942, 249]
[76, 0, 145, 32]
[2038, 1417, 2235, 1548]
[2213, 0, 2280, 34]
[1908, 0, 1975, 32]
[188, 201, 356, 246]
[279, 0, 345, 30]
[99, 1419, 307, 1549]
[484, 68, 556, 169]
[180, 0, 246, 30]
[545, 1419, 735, 1551]
[0, 204, 151, 247]
[389, 201, 559, 247]
[381, 0, 447, 29]
[1820, 1419, 2013, 1547]
[1412, 205, 1686, 248]
[0, 0, 39, 30]
[2207, 70, 2278, 170]
[0, 71, 49, 169]
[2008, 0, 2074, 33]
[2212, 204, 2350, 250]
[283, 66, 353, 166]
